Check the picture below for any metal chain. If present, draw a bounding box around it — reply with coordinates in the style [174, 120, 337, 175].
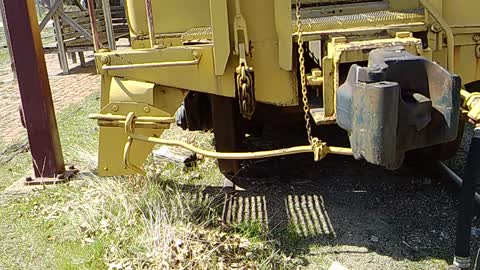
[296, 0, 318, 147]
[236, 64, 255, 120]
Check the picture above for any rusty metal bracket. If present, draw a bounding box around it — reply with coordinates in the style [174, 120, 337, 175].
[25, 166, 79, 186]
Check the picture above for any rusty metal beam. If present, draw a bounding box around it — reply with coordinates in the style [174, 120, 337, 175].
[3, 0, 68, 181]
[86, 0, 101, 51]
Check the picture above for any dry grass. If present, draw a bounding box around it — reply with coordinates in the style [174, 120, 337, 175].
[39, 171, 296, 269]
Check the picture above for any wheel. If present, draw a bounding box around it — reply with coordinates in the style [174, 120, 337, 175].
[210, 95, 243, 176]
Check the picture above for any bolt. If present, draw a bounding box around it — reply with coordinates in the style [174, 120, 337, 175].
[192, 50, 201, 60]
[104, 167, 108, 171]
[112, 105, 119, 112]
[144, 106, 151, 113]
[101, 55, 111, 65]
[431, 23, 443, 33]
[474, 34, 480, 43]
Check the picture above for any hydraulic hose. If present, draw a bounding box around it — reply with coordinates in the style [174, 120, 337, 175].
[454, 126, 480, 269]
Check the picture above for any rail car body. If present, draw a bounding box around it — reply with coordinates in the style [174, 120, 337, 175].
[91, 0, 480, 176]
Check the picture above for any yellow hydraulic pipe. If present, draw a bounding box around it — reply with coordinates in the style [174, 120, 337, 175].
[131, 133, 353, 160]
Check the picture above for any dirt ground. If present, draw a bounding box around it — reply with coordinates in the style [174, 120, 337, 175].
[220, 124, 480, 269]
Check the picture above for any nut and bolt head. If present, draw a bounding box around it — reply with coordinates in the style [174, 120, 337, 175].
[192, 50, 201, 60]
[144, 106, 151, 113]
[473, 34, 480, 43]
[101, 55, 111, 65]
[112, 105, 119, 112]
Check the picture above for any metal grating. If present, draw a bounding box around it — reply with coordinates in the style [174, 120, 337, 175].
[181, 26, 213, 42]
[294, 9, 425, 33]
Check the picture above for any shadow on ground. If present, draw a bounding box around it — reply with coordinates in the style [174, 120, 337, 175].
[188, 153, 479, 269]
[54, 58, 97, 76]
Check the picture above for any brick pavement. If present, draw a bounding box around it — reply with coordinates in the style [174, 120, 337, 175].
[0, 52, 101, 142]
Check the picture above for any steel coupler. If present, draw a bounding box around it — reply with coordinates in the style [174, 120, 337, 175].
[336, 47, 461, 169]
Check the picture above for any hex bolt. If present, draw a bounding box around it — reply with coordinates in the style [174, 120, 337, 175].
[112, 105, 119, 112]
[101, 55, 111, 65]
[474, 34, 480, 43]
[192, 50, 201, 60]
[144, 106, 151, 113]
[103, 167, 108, 171]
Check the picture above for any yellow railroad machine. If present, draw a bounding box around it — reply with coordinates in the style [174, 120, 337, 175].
[89, 0, 480, 177]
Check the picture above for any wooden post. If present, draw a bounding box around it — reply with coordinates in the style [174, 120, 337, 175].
[102, 0, 116, 50]
[79, 52, 86, 67]
[3, 0, 70, 182]
[50, 0, 69, 74]
[0, 0, 16, 80]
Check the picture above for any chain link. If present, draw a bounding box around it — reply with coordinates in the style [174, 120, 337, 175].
[236, 65, 255, 119]
[295, 0, 318, 147]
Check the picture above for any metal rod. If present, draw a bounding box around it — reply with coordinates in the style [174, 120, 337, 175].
[89, 113, 175, 123]
[453, 126, 480, 269]
[0, 0, 15, 79]
[3, 0, 66, 178]
[101, 59, 200, 71]
[438, 161, 480, 203]
[98, 120, 170, 129]
[145, 0, 156, 48]
[419, 0, 455, 72]
[86, 0, 101, 51]
[134, 135, 354, 160]
[101, 0, 116, 50]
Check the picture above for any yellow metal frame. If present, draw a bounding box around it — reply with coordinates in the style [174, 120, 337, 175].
[92, 0, 480, 176]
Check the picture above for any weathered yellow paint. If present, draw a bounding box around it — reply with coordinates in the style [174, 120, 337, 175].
[209, 0, 230, 75]
[275, 0, 293, 71]
[97, 77, 186, 176]
[94, 0, 480, 176]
